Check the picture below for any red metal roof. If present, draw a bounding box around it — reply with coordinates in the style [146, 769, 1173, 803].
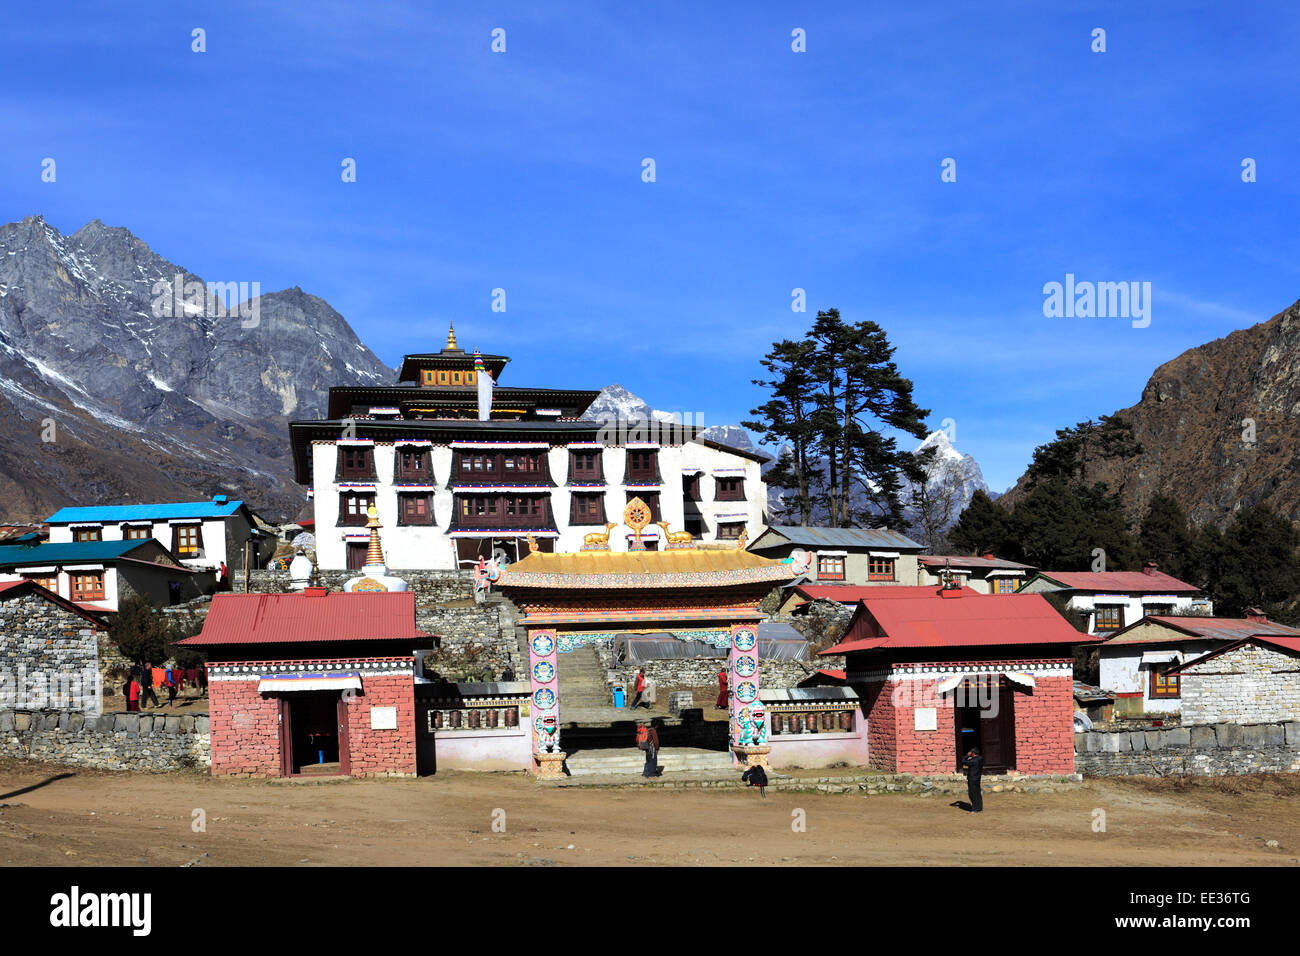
[919, 555, 1036, 571]
[793, 584, 981, 603]
[1170, 633, 1300, 673]
[1036, 570, 1200, 592]
[820, 592, 1090, 655]
[818, 668, 846, 680]
[1106, 615, 1300, 646]
[178, 590, 432, 646]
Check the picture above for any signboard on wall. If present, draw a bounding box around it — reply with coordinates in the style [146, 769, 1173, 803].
[370, 706, 398, 730]
[914, 707, 937, 732]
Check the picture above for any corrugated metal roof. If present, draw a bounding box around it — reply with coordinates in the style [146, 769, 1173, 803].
[794, 584, 981, 603]
[760, 686, 858, 702]
[821, 592, 1090, 654]
[753, 526, 923, 550]
[500, 547, 796, 589]
[1033, 570, 1201, 593]
[177, 591, 432, 646]
[919, 555, 1037, 571]
[1104, 615, 1300, 646]
[46, 499, 246, 523]
[0, 540, 156, 567]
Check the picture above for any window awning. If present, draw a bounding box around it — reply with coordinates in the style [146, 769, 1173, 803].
[868, 550, 900, 558]
[1140, 595, 1178, 604]
[1141, 650, 1182, 665]
[1003, 670, 1036, 688]
[258, 673, 362, 693]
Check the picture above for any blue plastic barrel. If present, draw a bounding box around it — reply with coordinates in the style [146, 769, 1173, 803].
[613, 686, 626, 708]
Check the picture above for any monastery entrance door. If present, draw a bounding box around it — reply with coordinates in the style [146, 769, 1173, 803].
[280, 692, 352, 776]
[954, 677, 1015, 774]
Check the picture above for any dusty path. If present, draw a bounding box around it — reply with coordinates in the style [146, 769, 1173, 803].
[0, 758, 1296, 866]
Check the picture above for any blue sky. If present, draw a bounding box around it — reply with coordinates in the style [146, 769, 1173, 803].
[3, 1, 1298, 491]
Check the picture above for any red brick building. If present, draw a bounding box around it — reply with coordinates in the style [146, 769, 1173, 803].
[821, 586, 1090, 775]
[178, 588, 434, 777]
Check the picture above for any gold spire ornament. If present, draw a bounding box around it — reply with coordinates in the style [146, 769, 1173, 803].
[365, 505, 385, 567]
[446, 322, 458, 350]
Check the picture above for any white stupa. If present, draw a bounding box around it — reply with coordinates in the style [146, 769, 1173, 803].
[343, 506, 409, 593]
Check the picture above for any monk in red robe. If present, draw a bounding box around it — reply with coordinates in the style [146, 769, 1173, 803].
[716, 668, 728, 709]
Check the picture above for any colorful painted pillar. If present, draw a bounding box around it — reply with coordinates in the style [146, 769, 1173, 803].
[728, 622, 769, 767]
[526, 627, 564, 777]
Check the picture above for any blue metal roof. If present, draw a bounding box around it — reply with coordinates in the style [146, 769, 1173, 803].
[752, 525, 923, 551]
[0, 540, 158, 567]
[45, 499, 245, 524]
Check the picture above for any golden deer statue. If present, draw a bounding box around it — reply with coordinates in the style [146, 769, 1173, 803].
[656, 522, 694, 547]
[583, 522, 616, 547]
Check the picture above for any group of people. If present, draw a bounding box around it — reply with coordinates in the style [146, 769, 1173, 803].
[122, 663, 189, 711]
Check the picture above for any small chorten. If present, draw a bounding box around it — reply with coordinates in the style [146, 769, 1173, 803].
[344, 506, 409, 593]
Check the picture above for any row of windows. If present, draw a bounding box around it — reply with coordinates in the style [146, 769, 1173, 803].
[420, 368, 479, 386]
[335, 446, 745, 496]
[25, 571, 105, 601]
[70, 525, 200, 556]
[1093, 603, 1177, 632]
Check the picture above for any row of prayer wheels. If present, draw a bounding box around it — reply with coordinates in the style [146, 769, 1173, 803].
[430, 707, 520, 730]
[769, 711, 852, 734]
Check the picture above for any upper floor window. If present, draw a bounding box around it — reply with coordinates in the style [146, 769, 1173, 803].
[396, 448, 431, 481]
[569, 450, 602, 482]
[1143, 603, 1174, 618]
[626, 490, 660, 523]
[502, 453, 543, 474]
[337, 446, 374, 480]
[454, 450, 549, 483]
[991, 576, 1018, 594]
[817, 555, 845, 581]
[72, 527, 101, 543]
[570, 493, 606, 525]
[867, 556, 896, 582]
[715, 477, 746, 501]
[1094, 605, 1124, 631]
[23, 572, 58, 591]
[339, 492, 376, 526]
[717, 521, 746, 540]
[123, 525, 152, 540]
[172, 525, 201, 556]
[683, 474, 702, 501]
[626, 450, 658, 482]
[397, 492, 434, 526]
[422, 370, 436, 385]
[71, 571, 105, 602]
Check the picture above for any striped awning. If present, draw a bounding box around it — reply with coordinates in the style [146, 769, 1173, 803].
[258, 672, 362, 693]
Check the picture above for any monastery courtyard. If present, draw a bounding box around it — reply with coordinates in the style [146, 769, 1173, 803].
[0, 757, 1296, 867]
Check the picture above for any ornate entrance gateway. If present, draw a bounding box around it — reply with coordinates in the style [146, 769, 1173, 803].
[496, 502, 797, 776]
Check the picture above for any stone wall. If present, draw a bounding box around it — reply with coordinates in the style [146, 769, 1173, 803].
[0, 591, 102, 711]
[1181, 643, 1300, 725]
[591, 643, 825, 695]
[246, 568, 474, 603]
[1075, 721, 1300, 775]
[0, 709, 210, 771]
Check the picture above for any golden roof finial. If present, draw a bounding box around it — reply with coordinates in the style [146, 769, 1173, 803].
[446, 322, 458, 350]
[365, 505, 385, 567]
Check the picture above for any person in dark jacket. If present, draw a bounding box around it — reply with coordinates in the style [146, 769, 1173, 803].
[639, 721, 660, 777]
[741, 763, 768, 798]
[962, 747, 984, 812]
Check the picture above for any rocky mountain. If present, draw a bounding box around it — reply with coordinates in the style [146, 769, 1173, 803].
[1004, 297, 1300, 527]
[584, 384, 761, 453]
[0, 215, 393, 523]
[899, 429, 990, 524]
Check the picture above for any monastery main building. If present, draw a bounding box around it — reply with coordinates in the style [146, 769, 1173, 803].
[289, 327, 768, 570]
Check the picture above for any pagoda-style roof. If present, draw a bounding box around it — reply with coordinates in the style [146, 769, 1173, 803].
[498, 547, 798, 590]
[396, 323, 510, 382]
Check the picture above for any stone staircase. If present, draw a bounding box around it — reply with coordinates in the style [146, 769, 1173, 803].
[558, 645, 613, 708]
[563, 747, 736, 776]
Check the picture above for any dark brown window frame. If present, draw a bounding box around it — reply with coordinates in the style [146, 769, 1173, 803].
[625, 490, 661, 522]
[817, 555, 846, 581]
[70, 571, 105, 602]
[171, 524, 202, 557]
[716, 521, 746, 540]
[72, 527, 102, 543]
[338, 491, 376, 526]
[455, 493, 552, 529]
[683, 473, 702, 501]
[397, 492, 435, 526]
[625, 449, 659, 483]
[569, 450, 603, 483]
[1150, 666, 1180, 699]
[570, 492, 607, 525]
[337, 445, 376, 481]
[1094, 605, 1124, 632]
[715, 477, 746, 501]
[395, 447, 432, 482]
[454, 450, 550, 484]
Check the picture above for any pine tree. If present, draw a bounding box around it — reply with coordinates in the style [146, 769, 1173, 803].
[1138, 494, 1196, 579]
[743, 339, 820, 524]
[948, 490, 1013, 556]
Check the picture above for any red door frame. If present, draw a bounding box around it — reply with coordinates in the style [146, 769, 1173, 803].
[337, 695, 352, 776]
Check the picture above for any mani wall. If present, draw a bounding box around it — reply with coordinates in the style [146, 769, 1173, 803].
[1074, 721, 1300, 775]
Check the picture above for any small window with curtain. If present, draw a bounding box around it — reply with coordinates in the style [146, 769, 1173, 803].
[123, 525, 152, 541]
[397, 493, 434, 526]
[172, 525, 201, 556]
[71, 572, 105, 602]
[868, 556, 896, 582]
[73, 527, 102, 543]
[817, 555, 846, 581]
[717, 521, 746, 540]
[991, 576, 1018, 594]
[339, 492, 376, 526]
[1094, 605, 1124, 631]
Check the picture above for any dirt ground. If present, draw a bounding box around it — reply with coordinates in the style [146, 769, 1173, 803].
[1, 757, 1297, 866]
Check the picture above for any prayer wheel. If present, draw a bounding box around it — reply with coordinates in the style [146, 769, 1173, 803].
[821, 712, 834, 731]
[468, 709, 481, 729]
[504, 707, 519, 727]
[770, 713, 784, 735]
[449, 710, 462, 729]
[432, 710, 443, 729]
[839, 710, 852, 731]
[790, 714, 803, 734]
[807, 712, 818, 733]
[486, 708, 498, 728]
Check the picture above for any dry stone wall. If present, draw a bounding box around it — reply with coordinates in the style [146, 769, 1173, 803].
[0, 709, 210, 771]
[1181, 643, 1300, 725]
[1075, 721, 1300, 775]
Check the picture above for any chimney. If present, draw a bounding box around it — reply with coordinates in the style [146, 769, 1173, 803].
[940, 587, 963, 599]
[212, 494, 228, 504]
[980, 550, 996, 561]
[1245, 607, 1267, 623]
[1142, 561, 1159, 576]
[303, 586, 328, 598]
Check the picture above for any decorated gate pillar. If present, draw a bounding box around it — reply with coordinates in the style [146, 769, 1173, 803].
[728, 622, 769, 767]
[527, 628, 564, 777]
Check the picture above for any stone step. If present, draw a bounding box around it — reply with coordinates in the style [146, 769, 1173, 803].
[563, 747, 735, 776]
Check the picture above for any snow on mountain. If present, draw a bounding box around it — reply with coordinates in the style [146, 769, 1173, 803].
[584, 384, 760, 452]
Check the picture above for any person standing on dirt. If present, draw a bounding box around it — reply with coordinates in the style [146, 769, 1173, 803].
[632, 668, 647, 709]
[962, 747, 984, 813]
[127, 676, 141, 713]
[138, 663, 160, 710]
[715, 667, 728, 710]
[637, 720, 660, 777]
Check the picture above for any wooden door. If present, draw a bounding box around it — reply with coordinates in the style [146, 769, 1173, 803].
[278, 697, 293, 777]
[337, 696, 352, 776]
[980, 684, 1016, 772]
